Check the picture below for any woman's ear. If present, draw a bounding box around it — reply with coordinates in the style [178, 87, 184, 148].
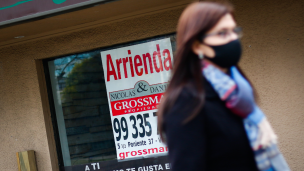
[192, 40, 204, 56]
[192, 40, 215, 58]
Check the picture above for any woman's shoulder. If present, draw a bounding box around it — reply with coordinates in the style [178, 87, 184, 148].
[203, 79, 220, 99]
[166, 87, 196, 114]
[163, 86, 203, 126]
[178, 80, 219, 100]
[163, 80, 220, 123]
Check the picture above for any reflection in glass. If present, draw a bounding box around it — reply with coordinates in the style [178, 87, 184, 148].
[50, 51, 116, 165]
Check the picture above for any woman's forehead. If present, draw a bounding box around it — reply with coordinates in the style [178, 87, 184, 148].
[209, 14, 236, 32]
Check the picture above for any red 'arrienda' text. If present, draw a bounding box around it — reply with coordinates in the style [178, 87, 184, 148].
[106, 44, 172, 81]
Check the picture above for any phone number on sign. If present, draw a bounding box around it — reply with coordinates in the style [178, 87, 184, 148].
[113, 112, 160, 141]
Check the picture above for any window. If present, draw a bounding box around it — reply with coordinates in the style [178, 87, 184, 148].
[45, 34, 176, 170]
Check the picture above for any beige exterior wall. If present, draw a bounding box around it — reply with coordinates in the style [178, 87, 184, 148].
[0, 0, 303, 170]
[235, 0, 304, 170]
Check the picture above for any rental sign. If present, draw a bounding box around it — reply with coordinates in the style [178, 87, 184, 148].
[101, 38, 173, 161]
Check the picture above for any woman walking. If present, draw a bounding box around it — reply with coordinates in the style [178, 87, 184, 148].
[157, 2, 290, 171]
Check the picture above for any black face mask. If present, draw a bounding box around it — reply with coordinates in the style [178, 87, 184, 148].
[205, 39, 242, 68]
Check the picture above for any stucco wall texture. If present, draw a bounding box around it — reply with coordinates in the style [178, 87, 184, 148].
[0, 0, 303, 170]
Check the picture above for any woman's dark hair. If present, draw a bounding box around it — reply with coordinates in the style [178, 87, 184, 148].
[157, 2, 235, 141]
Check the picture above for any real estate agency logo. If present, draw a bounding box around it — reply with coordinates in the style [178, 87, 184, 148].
[109, 81, 168, 116]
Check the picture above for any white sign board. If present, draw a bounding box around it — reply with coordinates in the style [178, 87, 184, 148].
[101, 38, 173, 161]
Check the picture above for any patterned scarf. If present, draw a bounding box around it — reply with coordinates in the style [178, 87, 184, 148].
[202, 61, 290, 171]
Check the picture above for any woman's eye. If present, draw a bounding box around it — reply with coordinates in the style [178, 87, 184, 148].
[218, 31, 229, 37]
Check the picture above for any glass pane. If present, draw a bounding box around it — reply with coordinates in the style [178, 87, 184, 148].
[46, 34, 176, 170]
